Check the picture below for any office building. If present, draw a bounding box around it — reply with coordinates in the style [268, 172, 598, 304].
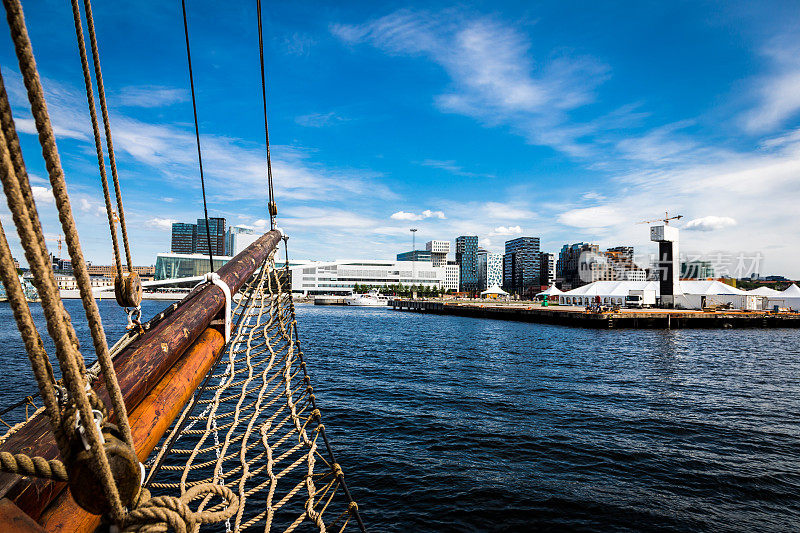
[289, 260, 446, 295]
[556, 242, 599, 291]
[444, 261, 460, 292]
[503, 237, 540, 296]
[196, 217, 226, 257]
[477, 251, 503, 291]
[396, 250, 432, 262]
[539, 252, 555, 287]
[455, 235, 479, 292]
[226, 225, 259, 257]
[425, 240, 450, 267]
[171, 222, 197, 254]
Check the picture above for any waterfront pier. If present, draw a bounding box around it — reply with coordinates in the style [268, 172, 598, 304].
[390, 299, 800, 329]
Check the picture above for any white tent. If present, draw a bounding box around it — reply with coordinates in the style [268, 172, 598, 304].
[536, 285, 563, 297]
[747, 286, 781, 296]
[557, 279, 761, 309]
[767, 283, 800, 310]
[480, 285, 509, 298]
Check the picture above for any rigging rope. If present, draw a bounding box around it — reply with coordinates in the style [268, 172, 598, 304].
[181, 0, 215, 273]
[145, 256, 365, 532]
[69, 0, 124, 280]
[256, 0, 277, 229]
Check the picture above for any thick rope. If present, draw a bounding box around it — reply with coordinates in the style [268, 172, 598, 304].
[0, 451, 68, 481]
[81, 0, 133, 272]
[0, 217, 68, 453]
[69, 0, 123, 280]
[123, 483, 239, 533]
[3, 0, 133, 450]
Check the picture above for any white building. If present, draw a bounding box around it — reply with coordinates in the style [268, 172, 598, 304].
[426, 240, 450, 267]
[444, 262, 460, 292]
[227, 225, 259, 257]
[477, 251, 503, 291]
[290, 260, 446, 295]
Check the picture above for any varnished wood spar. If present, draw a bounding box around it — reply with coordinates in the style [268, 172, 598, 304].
[0, 498, 45, 532]
[0, 230, 281, 520]
[39, 327, 225, 532]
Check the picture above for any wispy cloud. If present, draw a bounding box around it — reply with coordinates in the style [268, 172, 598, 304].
[115, 85, 187, 108]
[742, 41, 800, 133]
[295, 111, 349, 128]
[419, 159, 493, 178]
[332, 9, 609, 156]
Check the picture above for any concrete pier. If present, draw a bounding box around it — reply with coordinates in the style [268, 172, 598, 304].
[390, 300, 800, 329]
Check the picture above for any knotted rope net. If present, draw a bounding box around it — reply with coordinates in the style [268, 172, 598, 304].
[144, 257, 364, 532]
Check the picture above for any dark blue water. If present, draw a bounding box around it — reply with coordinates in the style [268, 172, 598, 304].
[2, 301, 800, 531]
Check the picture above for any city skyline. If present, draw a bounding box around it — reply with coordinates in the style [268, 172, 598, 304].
[0, 2, 799, 275]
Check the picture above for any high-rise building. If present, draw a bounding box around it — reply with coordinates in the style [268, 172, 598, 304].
[503, 237, 540, 296]
[477, 251, 503, 291]
[396, 250, 432, 262]
[196, 217, 226, 257]
[226, 225, 259, 257]
[539, 252, 555, 287]
[171, 222, 197, 253]
[455, 235, 479, 292]
[556, 242, 599, 290]
[425, 240, 450, 267]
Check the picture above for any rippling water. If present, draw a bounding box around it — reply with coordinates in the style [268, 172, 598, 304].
[2, 301, 800, 531]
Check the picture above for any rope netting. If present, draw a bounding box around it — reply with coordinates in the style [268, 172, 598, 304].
[144, 257, 363, 532]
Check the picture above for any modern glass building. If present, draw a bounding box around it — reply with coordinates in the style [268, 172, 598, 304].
[227, 225, 259, 257]
[170, 222, 197, 253]
[455, 235, 479, 292]
[503, 237, 541, 296]
[477, 251, 503, 291]
[155, 253, 232, 280]
[196, 217, 226, 256]
[396, 250, 432, 262]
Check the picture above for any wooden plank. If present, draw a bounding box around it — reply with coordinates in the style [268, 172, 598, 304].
[0, 230, 280, 520]
[0, 498, 45, 532]
[39, 327, 225, 532]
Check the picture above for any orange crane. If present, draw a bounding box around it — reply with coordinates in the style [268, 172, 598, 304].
[638, 211, 683, 225]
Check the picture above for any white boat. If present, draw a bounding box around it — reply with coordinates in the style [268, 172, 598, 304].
[345, 289, 389, 306]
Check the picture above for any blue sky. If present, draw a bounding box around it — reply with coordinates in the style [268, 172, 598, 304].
[1, 1, 799, 276]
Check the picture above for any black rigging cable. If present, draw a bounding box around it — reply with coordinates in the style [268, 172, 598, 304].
[181, 0, 214, 272]
[256, 0, 277, 229]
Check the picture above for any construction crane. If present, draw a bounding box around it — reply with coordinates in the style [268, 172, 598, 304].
[638, 211, 683, 225]
[45, 235, 63, 258]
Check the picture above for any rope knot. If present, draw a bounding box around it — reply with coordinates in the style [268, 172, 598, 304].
[332, 462, 344, 478]
[348, 501, 359, 513]
[123, 483, 238, 533]
[310, 408, 321, 421]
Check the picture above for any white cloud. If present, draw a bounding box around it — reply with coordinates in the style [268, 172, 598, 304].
[489, 225, 522, 236]
[684, 216, 737, 232]
[390, 209, 446, 221]
[558, 206, 625, 228]
[146, 217, 178, 230]
[31, 186, 53, 204]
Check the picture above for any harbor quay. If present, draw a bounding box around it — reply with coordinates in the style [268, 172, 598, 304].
[390, 299, 800, 329]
